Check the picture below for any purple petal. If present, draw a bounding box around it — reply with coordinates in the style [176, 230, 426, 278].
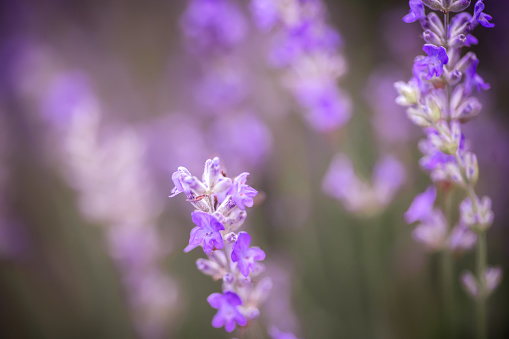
[212, 312, 226, 328]
[405, 186, 437, 223]
[207, 292, 223, 309]
[251, 247, 266, 261]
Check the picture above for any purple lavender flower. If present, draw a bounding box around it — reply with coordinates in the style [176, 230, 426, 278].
[231, 232, 266, 277]
[412, 209, 448, 250]
[229, 173, 258, 210]
[485, 267, 503, 294]
[184, 211, 225, 254]
[449, 223, 477, 252]
[207, 291, 247, 332]
[463, 58, 490, 95]
[294, 81, 351, 132]
[405, 186, 437, 223]
[471, 0, 495, 28]
[269, 21, 341, 67]
[413, 44, 449, 81]
[180, 0, 247, 54]
[169, 167, 194, 198]
[461, 267, 502, 297]
[403, 0, 426, 24]
[250, 0, 278, 31]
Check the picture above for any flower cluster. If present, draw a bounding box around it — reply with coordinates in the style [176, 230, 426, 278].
[250, 0, 351, 132]
[45, 72, 179, 339]
[396, 0, 501, 298]
[170, 157, 271, 333]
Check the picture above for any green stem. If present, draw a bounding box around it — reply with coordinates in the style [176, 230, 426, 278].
[441, 189, 455, 337]
[476, 232, 487, 339]
[441, 248, 454, 334]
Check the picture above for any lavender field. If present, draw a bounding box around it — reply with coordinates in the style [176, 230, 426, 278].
[0, 0, 508, 338]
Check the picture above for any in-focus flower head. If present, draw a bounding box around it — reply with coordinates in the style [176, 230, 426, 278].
[403, 0, 426, 24]
[231, 231, 266, 277]
[185, 211, 225, 254]
[413, 44, 449, 81]
[229, 173, 258, 210]
[471, 0, 494, 28]
[208, 291, 247, 332]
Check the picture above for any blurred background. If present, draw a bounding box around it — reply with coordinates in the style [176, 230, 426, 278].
[0, 0, 508, 338]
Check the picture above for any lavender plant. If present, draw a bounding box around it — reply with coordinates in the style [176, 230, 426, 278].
[395, 1, 501, 337]
[170, 157, 272, 334]
[250, 0, 351, 132]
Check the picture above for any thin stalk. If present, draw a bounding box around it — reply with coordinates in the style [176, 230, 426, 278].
[441, 189, 455, 337]
[476, 232, 487, 339]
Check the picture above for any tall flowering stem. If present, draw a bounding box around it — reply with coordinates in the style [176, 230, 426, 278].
[395, 1, 501, 338]
[170, 157, 272, 334]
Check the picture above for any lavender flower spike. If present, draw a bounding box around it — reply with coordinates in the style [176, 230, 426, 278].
[208, 291, 247, 332]
[398, 1, 500, 335]
[170, 157, 271, 332]
[231, 232, 266, 277]
[185, 211, 225, 254]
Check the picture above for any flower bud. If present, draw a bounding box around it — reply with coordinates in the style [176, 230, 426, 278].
[426, 95, 442, 123]
[456, 52, 477, 73]
[197, 258, 225, 280]
[449, 34, 466, 48]
[449, 0, 471, 12]
[460, 196, 494, 231]
[216, 195, 237, 216]
[427, 12, 445, 35]
[461, 271, 479, 297]
[423, 30, 443, 45]
[394, 80, 419, 106]
[422, 0, 445, 11]
[454, 97, 482, 122]
[463, 152, 479, 185]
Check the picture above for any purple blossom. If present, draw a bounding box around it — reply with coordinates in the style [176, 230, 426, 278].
[412, 209, 448, 250]
[372, 155, 407, 203]
[464, 58, 490, 95]
[294, 81, 351, 132]
[231, 231, 266, 277]
[405, 185, 437, 224]
[229, 173, 258, 210]
[250, 0, 279, 31]
[169, 167, 193, 198]
[464, 34, 479, 47]
[180, 0, 247, 54]
[184, 211, 225, 254]
[207, 291, 247, 332]
[403, 0, 426, 24]
[449, 223, 477, 252]
[471, 0, 495, 28]
[413, 44, 449, 81]
[269, 21, 341, 68]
